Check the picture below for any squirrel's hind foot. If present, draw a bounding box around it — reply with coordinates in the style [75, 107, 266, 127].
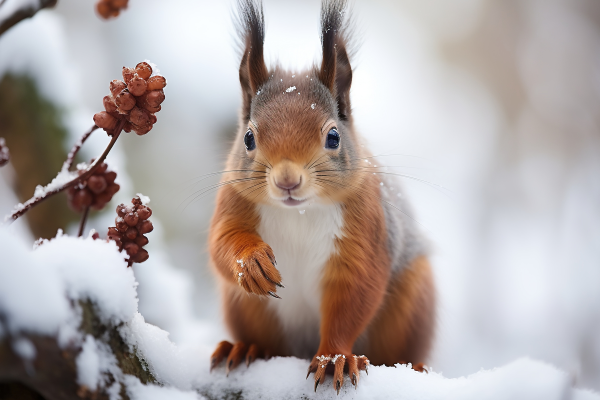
[307, 354, 369, 394]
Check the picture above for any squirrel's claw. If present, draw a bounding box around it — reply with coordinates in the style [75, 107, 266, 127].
[235, 244, 283, 297]
[209, 341, 234, 372]
[307, 353, 370, 392]
[211, 341, 265, 374]
[225, 342, 248, 376]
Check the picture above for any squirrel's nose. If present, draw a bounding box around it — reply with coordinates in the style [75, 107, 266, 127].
[275, 176, 301, 191]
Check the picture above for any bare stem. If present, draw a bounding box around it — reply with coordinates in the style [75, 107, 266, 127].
[78, 205, 90, 237]
[63, 125, 99, 172]
[0, 0, 57, 37]
[6, 119, 126, 223]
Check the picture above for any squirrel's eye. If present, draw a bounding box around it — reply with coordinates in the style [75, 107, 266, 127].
[244, 130, 256, 151]
[325, 128, 340, 149]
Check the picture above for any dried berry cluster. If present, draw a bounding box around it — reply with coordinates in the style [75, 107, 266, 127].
[94, 62, 166, 136]
[67, 162, 120, 212]
[96, 0, 128, 19]
[107, 196, 153, 266]
[0, 138, 9, 167]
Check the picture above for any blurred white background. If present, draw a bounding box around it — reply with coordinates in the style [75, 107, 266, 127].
[1, 0, 599, 391]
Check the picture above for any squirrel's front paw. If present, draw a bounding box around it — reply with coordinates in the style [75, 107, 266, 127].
[235, 243, 283, 298]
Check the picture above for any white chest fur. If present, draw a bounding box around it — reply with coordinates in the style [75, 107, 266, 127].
[257, 203, 344, 358]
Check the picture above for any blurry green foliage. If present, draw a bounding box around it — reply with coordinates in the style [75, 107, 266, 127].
[0, 73, 79, 239]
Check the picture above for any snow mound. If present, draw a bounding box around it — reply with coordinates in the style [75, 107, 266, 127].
[0, 227, 598, 400]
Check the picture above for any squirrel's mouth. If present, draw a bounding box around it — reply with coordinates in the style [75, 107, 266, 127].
[282, 197, 306, 206]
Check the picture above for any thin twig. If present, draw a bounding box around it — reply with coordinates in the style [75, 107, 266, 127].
[0, 0, 58, 37]
[63, 125, 99, 172]
[77, 206, 90, 237]
[6, 120, 125, 223]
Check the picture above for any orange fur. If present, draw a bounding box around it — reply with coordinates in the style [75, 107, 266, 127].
[358, 255, 436, 365]
[316, 173, 390, 357]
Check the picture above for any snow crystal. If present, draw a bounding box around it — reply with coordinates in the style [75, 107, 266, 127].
[285, 86, 296, 93]
[256, 90, 261, 95]
[311, 104, 316, 109]
[12, 338, 36, 360]
[236, 259, 244, 268]
[136, 193, 151, 205]
[299, 209, 306, 215]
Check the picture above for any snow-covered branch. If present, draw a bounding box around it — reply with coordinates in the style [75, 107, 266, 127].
[0, 0, 57, 36]
[5, 124, 123, 223]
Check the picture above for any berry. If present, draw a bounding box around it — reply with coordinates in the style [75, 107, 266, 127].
[95, 0, 128, 19]
[67, 162, 120, 212]
[93, 62, 166, 136]
[107, 196, 153, 266]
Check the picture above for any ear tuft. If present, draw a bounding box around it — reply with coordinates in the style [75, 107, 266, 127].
[236, 0, 269, 121]
[319, 0, 354, 121]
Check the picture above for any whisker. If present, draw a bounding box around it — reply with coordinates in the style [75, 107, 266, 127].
[304, 149, 322, 170]
[312, 168, 451, 197]
[314, 176, 428, 231]
[179, 169, 267, 187]
[178, 176, 265, 211]
[307, 152, 329, 170]
[219, 181, 268, 211]
[346, 153, 431, 164]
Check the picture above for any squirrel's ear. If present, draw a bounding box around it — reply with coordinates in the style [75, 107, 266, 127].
[319, 0, 353, 121]
[236, 0, 269, 122]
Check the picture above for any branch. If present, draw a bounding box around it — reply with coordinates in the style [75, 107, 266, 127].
[5, 120, 125, 223]
[77, 205, 90, 237]
[63, 124, 99, 172]
[0, 0, 58, 37]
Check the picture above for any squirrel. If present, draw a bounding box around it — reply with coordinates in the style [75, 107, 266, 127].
[208, 0, 436, 393]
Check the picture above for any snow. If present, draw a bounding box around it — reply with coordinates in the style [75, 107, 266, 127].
[124, 375, 204, 400]
[34, 234, 138, 325]
[33, 168, 77, 198]
[12, 338, 36, 360]
[1, 226, 599, 399]
[76, 335, 101, 391]
[285, 86, 296, 93]
[144, 59, 161, 77]
[136, 192, 151, 206]
[0, 229, 70, 335]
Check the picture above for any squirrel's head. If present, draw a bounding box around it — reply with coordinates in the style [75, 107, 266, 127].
[227, 0, 364, 208]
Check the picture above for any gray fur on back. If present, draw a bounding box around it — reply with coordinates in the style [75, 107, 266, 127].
[379, 175, 429, 273]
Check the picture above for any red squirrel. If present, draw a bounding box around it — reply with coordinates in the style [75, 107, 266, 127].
[208, 0, 436, 392]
